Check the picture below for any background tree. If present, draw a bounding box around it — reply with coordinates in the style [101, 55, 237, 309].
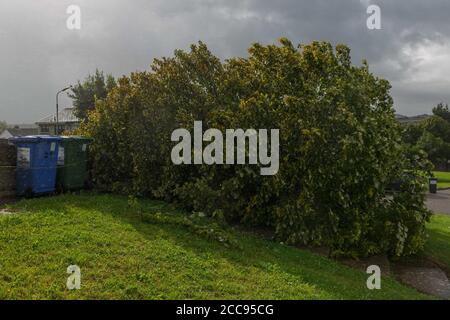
[416, 131, 450, 169]
[0, 120, 6, 133]
[68, 69, 116, 121]
[432, 102, 450, 123]
[400, 103, 450, 170]
[402, 124, 424, 145]
[421, 115, 450, 143]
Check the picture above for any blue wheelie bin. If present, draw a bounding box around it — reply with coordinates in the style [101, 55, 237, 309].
[9, 135, 61, 196]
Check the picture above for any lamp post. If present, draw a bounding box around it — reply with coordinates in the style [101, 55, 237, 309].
[56, 86, 72, 135]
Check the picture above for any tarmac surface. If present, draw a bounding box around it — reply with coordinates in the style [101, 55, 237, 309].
[426, 189, 450, 215]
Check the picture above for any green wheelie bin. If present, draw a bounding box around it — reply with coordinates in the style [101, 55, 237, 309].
[56, 136, 92, 191]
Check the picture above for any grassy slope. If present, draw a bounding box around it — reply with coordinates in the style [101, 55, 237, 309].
[433, 171, 450, 189]
[0, 193, 430, 300]
[425, 214, 450, 271]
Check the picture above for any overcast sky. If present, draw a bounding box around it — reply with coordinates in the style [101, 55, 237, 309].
[1, 0, 450, 123]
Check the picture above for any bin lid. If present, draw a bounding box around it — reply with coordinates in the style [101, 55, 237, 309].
[8, 135, 62, 143]
[59, 136, 93, 142]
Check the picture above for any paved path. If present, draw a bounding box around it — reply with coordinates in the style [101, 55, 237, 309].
[396, 267, 450, 299]
[426, 189, 450, 215]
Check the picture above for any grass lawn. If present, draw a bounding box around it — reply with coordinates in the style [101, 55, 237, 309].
[0, 193, 433, 300]
[433, 171, 450, 189]
[424, 214, 450, 271]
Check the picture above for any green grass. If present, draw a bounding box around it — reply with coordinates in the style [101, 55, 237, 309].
[424, 214, 450, 271]
[0, 193, 431, 300]
[433, 171, 450, 189]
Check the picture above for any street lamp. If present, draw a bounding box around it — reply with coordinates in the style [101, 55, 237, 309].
[56, 86, 72, 135]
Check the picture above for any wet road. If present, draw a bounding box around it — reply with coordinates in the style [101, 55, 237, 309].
[426, 189, 450, 215]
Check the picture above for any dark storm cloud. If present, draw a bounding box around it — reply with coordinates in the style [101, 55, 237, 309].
[1, 0, 450, 123]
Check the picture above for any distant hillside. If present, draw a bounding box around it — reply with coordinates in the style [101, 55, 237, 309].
[395, 114, 431, 124]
